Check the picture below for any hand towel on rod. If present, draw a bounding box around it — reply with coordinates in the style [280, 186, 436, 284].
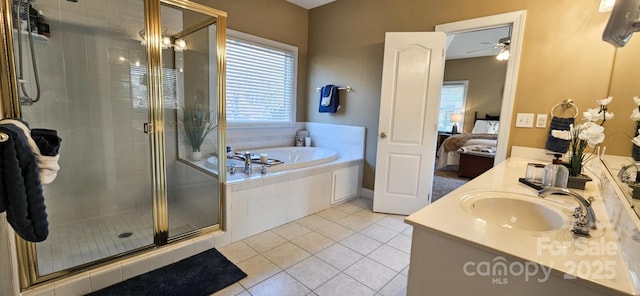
[319, 85, 340, 113]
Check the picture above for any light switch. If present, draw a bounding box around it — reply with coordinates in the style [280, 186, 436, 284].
[515, 113, 534, 128]
[536, 114, 548, 128]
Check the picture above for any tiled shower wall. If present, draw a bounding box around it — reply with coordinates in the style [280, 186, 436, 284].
[19, 0, 151, 226]
[17, 0, 218, 229]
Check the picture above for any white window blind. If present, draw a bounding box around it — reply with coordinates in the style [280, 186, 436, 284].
[438, 81, 468, 132]
[226, 36, 295, 124]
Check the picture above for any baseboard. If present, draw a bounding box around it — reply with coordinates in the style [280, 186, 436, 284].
[360, 188, 373, 200]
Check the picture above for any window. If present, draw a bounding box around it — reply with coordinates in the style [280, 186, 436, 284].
[438, 81, 469, 132]
[225, 31, 297, 125]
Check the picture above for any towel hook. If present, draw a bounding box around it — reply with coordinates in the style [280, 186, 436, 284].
[0, 132, 8, 143]
[550, 99, 579, 118]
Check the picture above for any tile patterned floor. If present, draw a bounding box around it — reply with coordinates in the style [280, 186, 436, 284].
[216, 198, 411, 296]
[37, 202, 203, 274]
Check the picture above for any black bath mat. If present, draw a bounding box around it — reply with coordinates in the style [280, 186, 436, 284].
[88, 248, 246, 296]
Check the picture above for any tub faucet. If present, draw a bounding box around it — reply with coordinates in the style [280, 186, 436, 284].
[538, 187, 596, 237]
[244, 151, 253, 174]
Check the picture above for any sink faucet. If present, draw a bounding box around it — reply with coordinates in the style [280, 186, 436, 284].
[244, 151, 253, 174]
[538, 187, 596, 237]
[618, 163, 639, 184]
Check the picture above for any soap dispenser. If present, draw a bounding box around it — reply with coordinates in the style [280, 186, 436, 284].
[542, 154, 569, 188]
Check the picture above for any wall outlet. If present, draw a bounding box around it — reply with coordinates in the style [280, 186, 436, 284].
[515, 113, 534, 128]
[536, 114, 548, 128]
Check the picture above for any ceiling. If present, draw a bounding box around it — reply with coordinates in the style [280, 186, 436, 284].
[284, 0, 509, 61]
[445, 26, 511, 60]
[286, 0, 336, 9]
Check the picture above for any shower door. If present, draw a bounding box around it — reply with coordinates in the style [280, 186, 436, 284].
[13, 0, 158, 276]
[2, 0, 226, 288]
[161, 2, 224, 240]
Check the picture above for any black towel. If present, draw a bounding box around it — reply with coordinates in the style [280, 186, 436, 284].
[545, 116, 574, 153]
[32, 128, 61, 156]
[0, 122, 49, 242]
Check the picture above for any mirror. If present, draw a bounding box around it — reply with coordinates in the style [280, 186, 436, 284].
[601, 30, 640, 217]
[601, 156, 640, 211]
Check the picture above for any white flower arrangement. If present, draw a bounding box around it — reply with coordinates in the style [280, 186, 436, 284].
[567, 97, 613, 176]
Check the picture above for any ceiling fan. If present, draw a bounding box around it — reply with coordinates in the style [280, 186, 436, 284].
[466, 37, 511, 54]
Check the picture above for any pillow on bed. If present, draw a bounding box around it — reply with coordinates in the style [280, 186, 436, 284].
[471, 120, 500, 134]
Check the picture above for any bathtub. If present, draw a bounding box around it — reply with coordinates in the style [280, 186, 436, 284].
[198, 145, 360, 242]
[205, 147, 338, 173]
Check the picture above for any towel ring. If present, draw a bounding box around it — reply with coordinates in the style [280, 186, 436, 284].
[550, 99, 579, 118]
[0, 132, 8, 143]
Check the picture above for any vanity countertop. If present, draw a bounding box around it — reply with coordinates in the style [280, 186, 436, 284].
[405, 156, 639, 295]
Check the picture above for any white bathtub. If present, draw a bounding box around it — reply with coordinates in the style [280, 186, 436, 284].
[205, 147, 338, 173]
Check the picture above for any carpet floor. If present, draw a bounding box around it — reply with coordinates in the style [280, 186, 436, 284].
[88, 248, 246, 296]
[432, 169, 469, 202]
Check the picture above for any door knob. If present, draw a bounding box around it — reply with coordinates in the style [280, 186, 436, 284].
[380, 132, 387, 139]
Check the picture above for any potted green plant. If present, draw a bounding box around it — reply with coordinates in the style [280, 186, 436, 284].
[181, 103, 217, 161]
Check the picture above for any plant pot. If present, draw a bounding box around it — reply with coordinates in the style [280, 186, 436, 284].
[633, 144, 640, 161]
[567, 174, 592, 190]
[191, 150, 202, 161]
[629, 183, 640, 200]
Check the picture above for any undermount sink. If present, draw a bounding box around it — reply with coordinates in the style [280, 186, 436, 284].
[459, 191, 568, 232]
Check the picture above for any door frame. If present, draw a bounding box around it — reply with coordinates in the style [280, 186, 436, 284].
[435, 10, 527, 165]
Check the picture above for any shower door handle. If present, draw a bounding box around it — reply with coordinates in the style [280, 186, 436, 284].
[144, 123, 153, 134]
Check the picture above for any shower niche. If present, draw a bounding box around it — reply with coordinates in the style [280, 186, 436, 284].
[2, 0, 227, 289]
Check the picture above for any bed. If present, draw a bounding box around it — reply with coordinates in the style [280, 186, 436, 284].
[436, 113, 499, 172]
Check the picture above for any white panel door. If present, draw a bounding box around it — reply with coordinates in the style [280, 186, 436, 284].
[373, 32, 446, 215]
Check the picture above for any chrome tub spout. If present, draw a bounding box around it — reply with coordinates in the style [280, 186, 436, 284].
[244, 151, 253, 174]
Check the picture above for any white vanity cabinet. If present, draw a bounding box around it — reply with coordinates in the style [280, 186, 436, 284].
[405, 156, 640, 296]
[407, 227, 621, 295]
[331, 165, 360, 204]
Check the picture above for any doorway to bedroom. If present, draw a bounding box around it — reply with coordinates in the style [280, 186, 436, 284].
[432, 20, 516, 202]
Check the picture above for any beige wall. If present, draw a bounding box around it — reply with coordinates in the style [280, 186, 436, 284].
[444, 56, 507, 133]
[307, 0, 618, 189]
[196, 0, 309, 120]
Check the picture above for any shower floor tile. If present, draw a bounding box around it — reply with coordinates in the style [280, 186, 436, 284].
[36, 202, 200, 275]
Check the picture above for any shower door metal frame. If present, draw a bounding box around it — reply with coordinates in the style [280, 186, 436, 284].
[0, 0, 227, 290]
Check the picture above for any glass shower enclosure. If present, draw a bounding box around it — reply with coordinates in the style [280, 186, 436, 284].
[1, 0, 226, 288]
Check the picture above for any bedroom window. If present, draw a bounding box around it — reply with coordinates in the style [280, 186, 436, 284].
[226, 31, 298, 125]
[438, 80, 469, 132]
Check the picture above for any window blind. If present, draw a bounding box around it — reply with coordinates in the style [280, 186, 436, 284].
[226, 37, 295, 124]
[438, 81, 468, 132]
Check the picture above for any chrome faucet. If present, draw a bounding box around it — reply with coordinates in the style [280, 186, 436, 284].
[244, 151, 253, 174]
[618, 163, 639, 184]
[538, 187, 597, 237]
